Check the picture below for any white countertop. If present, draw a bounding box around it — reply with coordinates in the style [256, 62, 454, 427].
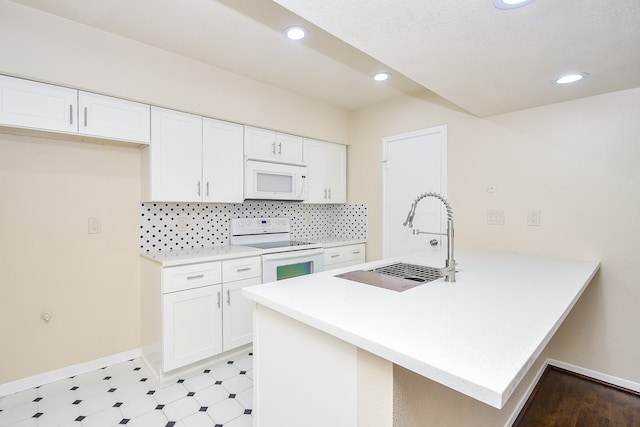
[243, 248, 600, 409]
[310, 237, 367, 248]
[140, 245, 262, 267]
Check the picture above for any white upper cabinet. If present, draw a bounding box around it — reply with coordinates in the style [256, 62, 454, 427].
[303, 138, 347, 204]
[0, 75, 150, 144]
[78, 91, 150, 143]
[148, 107, 203, 202]
[202, 118, 244, 203]
[145, 108, 245, 203]
[244, 125, 303, 164]
[0, 74, 77, 133]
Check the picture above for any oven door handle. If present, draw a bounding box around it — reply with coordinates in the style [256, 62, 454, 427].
[262, 248, 324, 261]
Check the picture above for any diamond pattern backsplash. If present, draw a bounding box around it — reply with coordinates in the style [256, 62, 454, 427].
[140, 202, 367, 252]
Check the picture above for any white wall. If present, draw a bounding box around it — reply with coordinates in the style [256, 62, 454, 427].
[0, 1, 349, 385]
[350, 87, 640, 425]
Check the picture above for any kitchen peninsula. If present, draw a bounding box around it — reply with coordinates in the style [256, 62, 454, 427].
[243, 249, 600, 427]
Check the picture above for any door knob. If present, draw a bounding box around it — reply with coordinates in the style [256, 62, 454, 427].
[430, 239, 439, 246]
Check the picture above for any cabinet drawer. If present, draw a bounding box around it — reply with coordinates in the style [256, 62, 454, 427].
[162, 261, 222, 294]
[345, 244, 366, 262]
[223, 256, 262, 282]
[324, 247, 346, 265]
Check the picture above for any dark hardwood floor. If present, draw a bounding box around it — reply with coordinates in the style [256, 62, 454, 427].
[513, 365, 640, 427]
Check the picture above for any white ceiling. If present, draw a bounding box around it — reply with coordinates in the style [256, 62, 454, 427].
[10, 0, 640, 116]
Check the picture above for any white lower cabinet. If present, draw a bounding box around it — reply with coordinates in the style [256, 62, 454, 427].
[221, 256, 262, 350]
[323, 243, 366, 271]
[163, 283, 223, 372]
[142, 255, 261, 376]
[223, 277, 261, 350]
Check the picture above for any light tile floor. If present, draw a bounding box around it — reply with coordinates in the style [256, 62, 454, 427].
[0, 351, 253, 427]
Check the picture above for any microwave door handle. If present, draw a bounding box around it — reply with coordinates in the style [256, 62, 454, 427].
[299, 176, 307, 198]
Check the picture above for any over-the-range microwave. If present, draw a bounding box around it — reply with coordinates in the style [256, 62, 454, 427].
[244, 158, 307, 201]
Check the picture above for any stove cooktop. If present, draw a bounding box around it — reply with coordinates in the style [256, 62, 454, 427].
[245, 240, 320, 251]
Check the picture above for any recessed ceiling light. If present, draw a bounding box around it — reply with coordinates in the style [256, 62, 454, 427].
[493, 0, 535, 9]
[284, 26, 307, 41]
[372, 72, 391, 82]
[555, 72, 589, 85]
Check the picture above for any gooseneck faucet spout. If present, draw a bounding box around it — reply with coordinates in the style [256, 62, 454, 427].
[403, 192, 456, 282]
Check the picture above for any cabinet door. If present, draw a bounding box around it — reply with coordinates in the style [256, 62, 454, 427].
[0, 75, 77, 133]
[202, 118, 244, 203]
[78, 91, 150, 143]
[245, 126, 303, 163]
[275, 132, 303, 163]
[303, 138, 327, 203]
[149, 107, 203, 201]
[223, 277, 261, 351]
[325, 143, 347, 203]
[244, 126, 277, 160]
[163, 284, 223, 372]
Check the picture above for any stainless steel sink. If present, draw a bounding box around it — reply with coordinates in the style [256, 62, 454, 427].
[335, 262, 443, 292]
[369, 262, 443, 283]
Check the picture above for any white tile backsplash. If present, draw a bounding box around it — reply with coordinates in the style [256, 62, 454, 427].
[139, 202, 367, 252]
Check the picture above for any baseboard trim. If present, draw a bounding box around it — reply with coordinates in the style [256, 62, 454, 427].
[0, 348, 142, 398]
[504, 358, 640, 426]
[547, 359, 640, 393]
[504, 358, 550, 427]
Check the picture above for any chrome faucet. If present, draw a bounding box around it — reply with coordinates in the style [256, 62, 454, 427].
[403, 192, 456, 282]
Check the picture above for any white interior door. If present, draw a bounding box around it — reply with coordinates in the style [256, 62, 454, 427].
[382, 125, 447, 258]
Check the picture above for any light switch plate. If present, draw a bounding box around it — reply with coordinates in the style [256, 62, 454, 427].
[527, 210, 541, 226]
[487, 209, 505, 225]
[88, 217, 102, 234]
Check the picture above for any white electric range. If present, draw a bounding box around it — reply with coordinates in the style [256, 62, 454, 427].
[230, 218, 324, 283]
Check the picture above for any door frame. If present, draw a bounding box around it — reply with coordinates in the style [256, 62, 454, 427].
[382, 125, 448, 258]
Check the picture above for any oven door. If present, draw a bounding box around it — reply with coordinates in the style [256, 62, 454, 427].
[262, 248, 324, 283]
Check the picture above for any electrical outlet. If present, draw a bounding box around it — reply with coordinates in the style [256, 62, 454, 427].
[176, 217, 188, 231]
[487, 209, 505, 225]
[88, 217, 101, 234]
[527, 210, 541, 226]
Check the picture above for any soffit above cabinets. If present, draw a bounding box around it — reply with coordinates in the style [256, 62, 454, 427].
[7, 0, 424, 111]
[9, 0, 640, 116]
